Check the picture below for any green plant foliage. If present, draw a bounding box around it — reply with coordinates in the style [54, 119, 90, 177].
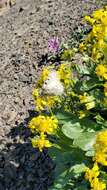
[62, 121, 83, 139]
[73, 132, 96, 151]
[49, 147, 88, 190]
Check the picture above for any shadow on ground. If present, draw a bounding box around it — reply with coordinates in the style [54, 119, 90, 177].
[0, 110, 54, 190]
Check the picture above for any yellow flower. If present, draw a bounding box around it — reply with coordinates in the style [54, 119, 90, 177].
[79, 93, 95, 110]
[57, 63, 72, 89]
[94, 131, 107, 166]
[92, 24, 103, 38]
[91, 177, 106, 190]
[37, 67, 51, 87]
[79, 93, 87, 103]
[96, 64, 107, 80]
[35, 96, 47, 111]
[32, 133, 52, 151]
[85, 163, 106, 190]
[94, 151, 107, 166]
[78, 111, 86, 119]
[32, 88, 39, 98]
[81, 7, 107, 60]
[79, 93, 94, 103]
[102, 17, 107, 26]
[84, 15, 95, 25]
[34, 95, 56, 112]
[95, 130, 107, 147]
[33, 70, 62, 112]
[104, 82, 107, 96]
[79, 42, 86, 52]
[29, 115, 58, 134]
[85, 101, 95, 110]
[92, 9, 104, 20]
[85, 163, 99, 182]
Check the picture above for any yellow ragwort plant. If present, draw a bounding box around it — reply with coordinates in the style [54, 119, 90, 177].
[29, 115, 58, 151]
[85, 130, 107, 190]
[29, 62, 73, 151]
[85, 162, 106, 190]
[80, 6, 107, 61]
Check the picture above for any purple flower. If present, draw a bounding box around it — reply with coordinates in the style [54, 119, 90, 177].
[48, 37, 60, 53]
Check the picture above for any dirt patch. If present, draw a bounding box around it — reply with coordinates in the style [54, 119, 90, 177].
[0, 0, 106, 189]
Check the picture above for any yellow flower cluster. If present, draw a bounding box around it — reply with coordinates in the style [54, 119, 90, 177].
[33, 88, 56, 112]
[33, 67, 58, 112]
[57, 63, 72, 89]
[29, 63, 74, 151]
[32, 133, 52, 152]
[85, 163, 106, 190]
[29, 115, 58, 151]
[96, 64, 107, 80]
[29, 115, 58, 134]
[79, 92, 95, 110]
[78, 110, 87, 119]
[85, 131, 107, 189]
[80, 7, 107, 61]
[93, 131, 107, 166]
[33, 63, 73, 112]
[37, 67, 51, 87]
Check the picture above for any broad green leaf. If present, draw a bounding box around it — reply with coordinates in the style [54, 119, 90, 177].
[49, 170, 72, 190]
[55, 130, 73, 151]
[55, 111, 74, 124]
[73, 132, 96, 151]
[48, 148, 73, 190]
[62, 121, 83, 139]
[48, 148, 86, 190]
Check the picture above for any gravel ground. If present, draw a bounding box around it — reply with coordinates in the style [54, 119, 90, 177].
[0, 0, 106, 189]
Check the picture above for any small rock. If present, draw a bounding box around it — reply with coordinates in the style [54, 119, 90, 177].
[0, 183, 4, 190]
[4, 164, 17, 180]
[8, 111, 17, 123]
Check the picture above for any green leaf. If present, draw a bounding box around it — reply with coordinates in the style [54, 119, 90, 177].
[48, 148, 73, 190]
[80, 118, 99, 131]
[62, 121, 83, 139]
[54, 111, 75, 125]
[56, 130, 73, 151]
[55, 111, 73, 124]
[74, 184, 88, 190]
[104, 36, 107, 43]
[73, 132, 96, 151]
[85, 149, 95, 157]
[71, 163, 87, 175]
[49, 148, 72, 176]
[76, 63, 90, 75]
[48, 148, 86, 190]
[49, 170, 71, 190]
